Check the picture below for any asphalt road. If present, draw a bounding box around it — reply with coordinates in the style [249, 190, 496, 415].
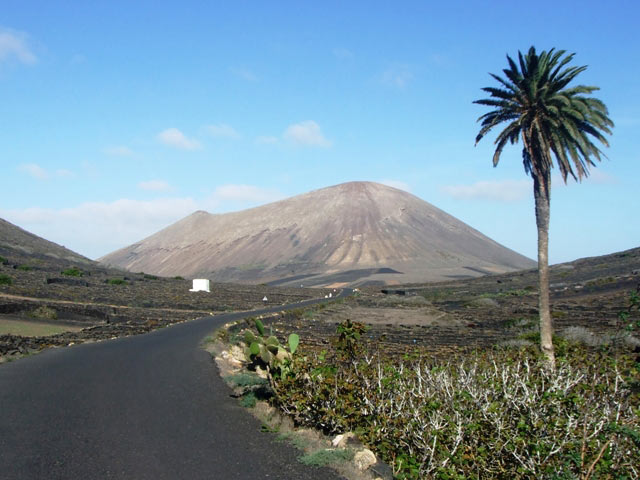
[0, 293, 350, 479]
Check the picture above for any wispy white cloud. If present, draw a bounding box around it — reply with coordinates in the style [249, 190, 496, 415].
[552, 168, 617, 187]
[70, 53, 86, 65]
[613, 116, 639, 127]
[56, 169, 75, 178]
[283, 120, 332, 147]
[229, 66, 258, 82]
[380, 64, 413, 88]
[208, 184, 283, 205]
[586, 169, 617, 185]
[104, 145, 134, 156]
[157, 128, 201, 150]
[0, 183, 284, 258]
[333, 47, 353, 59]
[138, 179, 173, 192]
[204, 124, 240, 139]
[18, 164, 76, 180]
[18, 163, 48, 179]
[380, 179, 411, 192]
[0, 197, 199, 259]
[255, 135, 278, 145]
[429, 53, 450, 66]
[442, 179, 530, 202]
[0, 28, 37, 65]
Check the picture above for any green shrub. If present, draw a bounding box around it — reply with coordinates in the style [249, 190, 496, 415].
[29, 306, 58, 320]
[0, 255, 8, 265]
[335, 319, 368, 360]
[239, 391, 257, 408]
[225, 373, 269, 388]
[17, 264, 32, 271]
[143, 273, 159, 280]
[273, 345, 640, 479]
[299, 448, 354, 467]
[0, 274, 13, 285]
[61, 267, 83, 277]
[106, 278, 127, 285]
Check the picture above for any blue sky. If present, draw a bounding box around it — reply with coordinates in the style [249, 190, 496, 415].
[1, 1, 638, 263]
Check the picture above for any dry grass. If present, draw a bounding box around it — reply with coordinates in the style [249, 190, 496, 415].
[0, 318, 82, 336]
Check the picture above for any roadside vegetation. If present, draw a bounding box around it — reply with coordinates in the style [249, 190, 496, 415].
[222, 288, 640, 479]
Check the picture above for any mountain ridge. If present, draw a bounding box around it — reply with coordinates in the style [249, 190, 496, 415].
[99, 181, 535, 286]
[0, 217, 93, 266]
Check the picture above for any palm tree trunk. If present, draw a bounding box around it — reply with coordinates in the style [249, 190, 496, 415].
[533, 173, 555, 369]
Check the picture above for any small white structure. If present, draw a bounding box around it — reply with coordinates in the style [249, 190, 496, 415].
[190, 279, 210, 293]
[262, 296, 268, 303]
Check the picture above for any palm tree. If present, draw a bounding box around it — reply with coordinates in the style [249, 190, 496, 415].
[474, 47, 613, 368]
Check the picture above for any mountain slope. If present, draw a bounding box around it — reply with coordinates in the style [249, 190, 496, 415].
[99, 182, 535, 286]
[0, 217, 93, 266]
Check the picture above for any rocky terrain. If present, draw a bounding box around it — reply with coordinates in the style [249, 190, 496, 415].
[2, 214, 638, 364]
[237, 246, 640, 358]
[99, 182, 534, 286]
[0, 219, 330, 360]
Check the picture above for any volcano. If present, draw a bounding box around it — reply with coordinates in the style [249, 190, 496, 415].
[99, 182, 534, 286]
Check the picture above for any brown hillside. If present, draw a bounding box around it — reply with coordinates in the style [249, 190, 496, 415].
[0, 218, 93, 266]
[99, 181, 534, 286]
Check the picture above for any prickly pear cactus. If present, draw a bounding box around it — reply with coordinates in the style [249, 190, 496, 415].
[243, 317, 299, 379]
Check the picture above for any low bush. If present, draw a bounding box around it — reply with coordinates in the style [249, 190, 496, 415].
[239, 391, 258, 408]
[106, 278, 127, 285]
[17, 264, 32, 271]
[273, 345, 640, 479]
[0, 273, 13, 285]
[0, 255, 8, 265]
[225, 372, 269, 388]
[299, 448, 354, 467]
[61, 267, 83, 277]
[29, 306, 58, 320]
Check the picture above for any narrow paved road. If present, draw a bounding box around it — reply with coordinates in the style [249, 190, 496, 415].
[1, 293, 350, 479]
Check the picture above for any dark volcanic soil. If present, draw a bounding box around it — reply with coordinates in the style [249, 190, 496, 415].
[2, 244, 639, 361]
[241, 247, 640, 358]
[0, 246, 330, 359]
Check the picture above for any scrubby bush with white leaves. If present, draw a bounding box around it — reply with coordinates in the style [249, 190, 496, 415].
[274, 345, 640, 479]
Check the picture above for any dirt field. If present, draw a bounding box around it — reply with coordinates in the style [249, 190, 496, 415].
[2, 244, 639, 360]
[244, 247, 640, 358]
[0, 317, 83, 336]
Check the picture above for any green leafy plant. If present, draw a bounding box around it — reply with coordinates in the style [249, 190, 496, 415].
[28, 306, 58, 320]
[243, 318, 300, 380]
[335, 319, 369, 360]
[299, 448, 354, 467]
[61, 267, 83, 277]
[225, 372, 269, 388]
[0, 255, 8, 265]
[17, 264, 32, 271]
[0, 274, 13, 285]
[619, 285, 640, 334]
[239, 391, 258, 408]
[274, 345, 639, 479]
[106, 278, 127, 285]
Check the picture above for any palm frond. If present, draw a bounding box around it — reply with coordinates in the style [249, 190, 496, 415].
[474, 46, 613, 183]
